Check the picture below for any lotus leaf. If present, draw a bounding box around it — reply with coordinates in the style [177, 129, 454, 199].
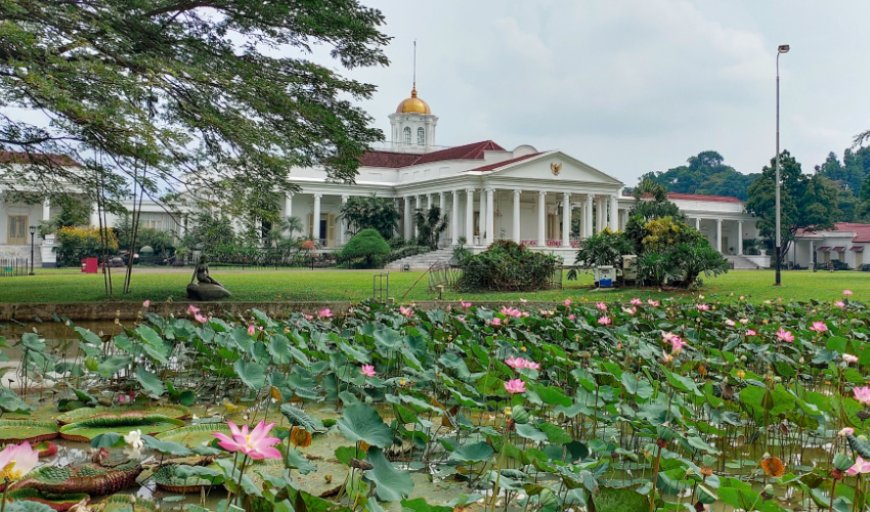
[59, 415, 184, 442]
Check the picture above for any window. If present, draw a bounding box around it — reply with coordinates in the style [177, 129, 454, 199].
[417, 127, 425, 145]
[7, 215, 27, 244]
[403, 127, 411, 145]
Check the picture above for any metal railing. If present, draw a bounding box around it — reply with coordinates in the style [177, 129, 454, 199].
[0, 258, 30, 277]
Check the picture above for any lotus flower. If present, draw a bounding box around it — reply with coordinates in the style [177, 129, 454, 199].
[504, 357, 540, 371]
[460, 301, 472, 309]
[500, 306, 522, 318]
[834, 300, 846, 308]
[504, 379, 526, 394]
[853, 386, 870, 405]
[847, 456, 870, 476]
[568, 314, 576, 321]
[647, 299, 660, 307]
[142, 300, 151, 308]
[214, 420, 281, 460]
[317, 308, 333, 319]
[491, 317, 502, 327]
[843, 353, 859, 364]
[670, 337, 687, 354]
[595, 302, 607, 311]
[563, 299, 572, 307]
[745, 329, 757, 336]
[360, 364, 376, 377]
[630, 298, 643, 306]
[696, 303, 710, 312]
[843, 289, 853, 296]
[809, 321, 827, 333]
[0, 442, 38, 482]
[598, 315, 611, 326]
[839, 427, 855, 437]
[247, 324, 256, 336]
[187, 304, 200, 316]
[776, 328, 794, 343]
[725, 319, 735, 327]
[399, 306, 414, 318]
[194, 313, 208, 324]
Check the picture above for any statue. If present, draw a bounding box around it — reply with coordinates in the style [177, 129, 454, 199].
[186, 256, 231, 301]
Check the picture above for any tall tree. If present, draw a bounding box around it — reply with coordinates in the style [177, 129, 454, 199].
[340, 196, 400, 240]
[746, 151, 837, 267]
[0, 1, 389, 201]
[641, 150, 759, 200]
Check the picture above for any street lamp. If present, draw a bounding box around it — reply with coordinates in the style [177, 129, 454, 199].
[774, 43, 789, 286]
[28, 225, 36, 275]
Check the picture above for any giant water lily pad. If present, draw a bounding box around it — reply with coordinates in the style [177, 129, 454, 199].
[0, 420, 59, 443]
[12, 461, 142, 496]
[59, 415, 184, 442]
[95, 495, 157, 512]
[7, 489, 89, 512]
[56, 405, 190, 425]
[154, 423, 231, 448]
[151, 464, 217, 494]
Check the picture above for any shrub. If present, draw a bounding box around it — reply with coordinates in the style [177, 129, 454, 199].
[339, 228, 391, 268]
[573, 228, 633, 268]
[55, 226, 118, 267]
[456, 240, 561, 292]
[340, 196, 400, 240]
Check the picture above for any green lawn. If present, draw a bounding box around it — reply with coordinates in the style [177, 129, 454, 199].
[0, 267, 868, 304]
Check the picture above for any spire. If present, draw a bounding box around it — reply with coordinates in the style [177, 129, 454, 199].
[412, 39, 417, 93]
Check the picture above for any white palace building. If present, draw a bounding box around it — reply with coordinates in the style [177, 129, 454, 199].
[0, 84, 781, 268]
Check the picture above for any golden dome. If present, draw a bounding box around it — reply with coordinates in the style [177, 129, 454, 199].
[396, 86, 431, 114]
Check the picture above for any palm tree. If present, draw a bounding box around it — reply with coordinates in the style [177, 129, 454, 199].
[413, 207, 448, 250]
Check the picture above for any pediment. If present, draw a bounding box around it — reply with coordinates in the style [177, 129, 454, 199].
[484, 151, 623, 185]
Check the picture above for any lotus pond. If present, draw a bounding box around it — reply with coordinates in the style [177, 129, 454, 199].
[0, 295, 868, 512]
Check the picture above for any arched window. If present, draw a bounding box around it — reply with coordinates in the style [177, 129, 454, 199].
[417, 127, 425, 145]
[403, 127, 411, 145]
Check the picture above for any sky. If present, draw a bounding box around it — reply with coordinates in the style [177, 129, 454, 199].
[326, 0, 870, 185]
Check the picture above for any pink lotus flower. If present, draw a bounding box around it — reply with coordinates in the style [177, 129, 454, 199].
[194, 313, 208, 324]
[491, 317, 502, 327]
[563, 299, 572, 307]
[739, 318, 749, 324]
[361, 364, 376, 377]
[745, 329, 757, 336]
[500, 306, 522, 318]
[853, 386, 870, 405]
[568, 314, 576, 321]
[142, 300, 151, 309]
[696, 303, 710, 312]
[399, 306, 414, 318]
[504, 357, 540, 371]
[847, 456, 870, 476]
[597, 315, 611, 326]
[809, 321, 827, 333]
[214, 421, 281, 460]
[187, 304, 200, 316]
[630, 298, 643, 306]
[504, 378, 526, 394]
[670, 337, 687, 354]
[839, 427, 855, 437]
[843, 353, 859, 364]
[776, 328, 794, 343]
[595, 302, 608, 311]
[0, 442, 38, 482]
[318, 308, 333, 319]
[843, 289, 854, 296]
[247, 324, 256, 336]
[303, 313, 313, 321]
[662, 332, 681, 344]
[647, 299, 660, 307]
[725, 319, 735, 327]
[834, 300, 846, 308]
[622, 307, 637, 316]
[460, 300, 472, 309]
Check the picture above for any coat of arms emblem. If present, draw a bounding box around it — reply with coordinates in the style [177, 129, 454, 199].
[550, 161, 562, 176]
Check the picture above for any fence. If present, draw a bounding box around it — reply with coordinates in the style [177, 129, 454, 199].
[0, 258, 30, 277]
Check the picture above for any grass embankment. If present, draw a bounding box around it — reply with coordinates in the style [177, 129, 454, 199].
[0, 267, 867, 304]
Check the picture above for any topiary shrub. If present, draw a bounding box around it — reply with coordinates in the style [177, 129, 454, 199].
[339, 228, 391, 268]
[456, 240, 561, 291]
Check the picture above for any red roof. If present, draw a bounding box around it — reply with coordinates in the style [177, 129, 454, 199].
[833, 222, 870, 243]
[359, 140, 505, 169]
[666, 193, 742, 204]
[467, 152, 541, 172]
[0, 151, 80, 167]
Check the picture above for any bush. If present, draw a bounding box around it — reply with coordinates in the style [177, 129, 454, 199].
[573, 228, 633, 268]
[339, 228, 391, 268]
[55, 226, 118, 267]
[456, 240, 561, 292]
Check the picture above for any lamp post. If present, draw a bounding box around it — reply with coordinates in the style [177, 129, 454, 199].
[774, 43, 789, 286]
[28, 225, 36, 275]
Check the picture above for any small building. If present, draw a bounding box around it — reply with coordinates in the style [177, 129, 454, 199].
[791, 223, 870, 270]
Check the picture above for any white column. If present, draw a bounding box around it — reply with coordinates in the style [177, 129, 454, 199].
[716, 218, 723, 253]
[465, 189, 475, 244]
[340, 194, 349, 245]
[426, 193, 433, 210]
[312, 193, 322, 242]
[738, 221, 744, 255]
[537, 191, 546, 247]
[478, 189, 486, 244]
[485, 188, 495, 246]
[695, 217, 701, 230]
[595, 197, 603, 233]
[562, 192, 571, 247]
[90, 202, 100, 228]
[415, 195, 422, 238]
[609, 195, 618, 231]
[512, 189, 521, 244]
[42, 198, 51, 221]
[451, 190, 460, 245]
[621, 209, 629, 230]
[283, 193, 294, 239]
[403, 197, 412, 240]
[439, 191, 445, 212]
[585, 195, 594, 239]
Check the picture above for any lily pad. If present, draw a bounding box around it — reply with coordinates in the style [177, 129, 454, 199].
[95, 495, 158, 512]
[7, 489, 89, 512]
[151, 464, 217, 494]
[56, 405, 190, 425]
[59, 415, 184, 442]
[154, 423, 231, 448]
[0, 420, 59, 444]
